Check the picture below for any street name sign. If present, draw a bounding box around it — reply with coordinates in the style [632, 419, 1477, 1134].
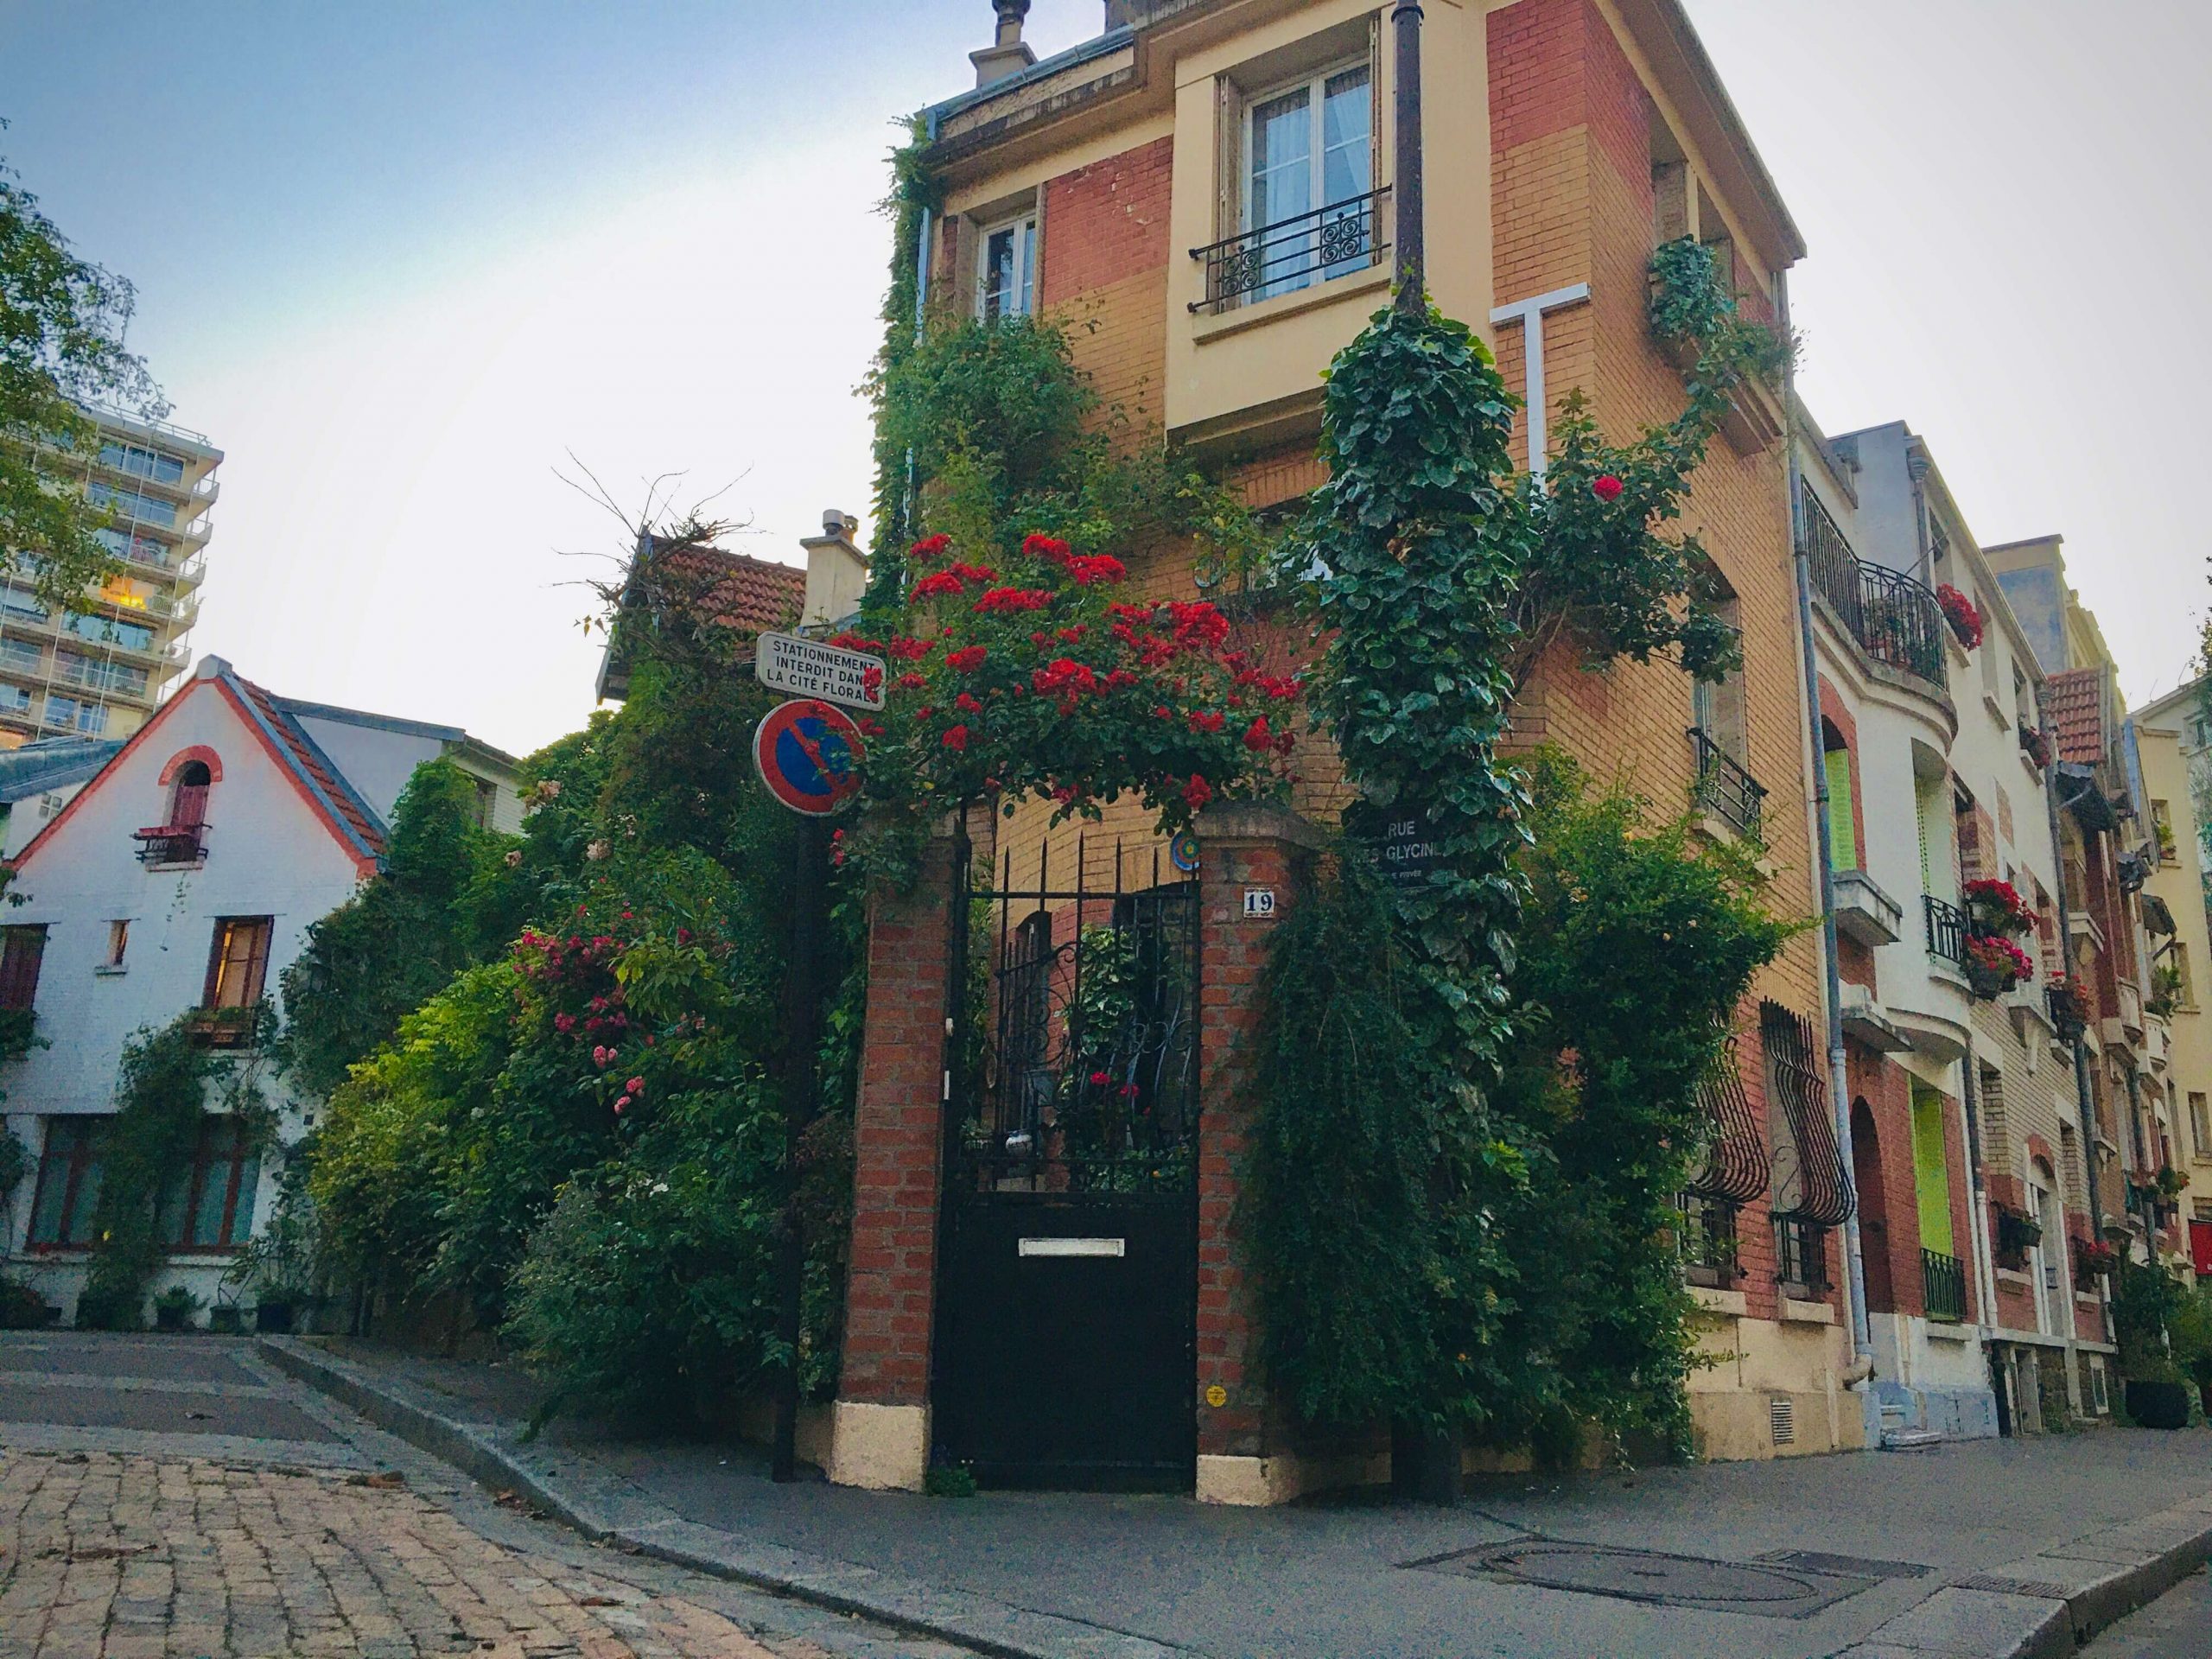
[756, 631, 886, 711]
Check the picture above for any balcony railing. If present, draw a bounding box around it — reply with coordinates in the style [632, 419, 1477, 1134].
[1773, 1214, 1831, 1298]
[1802, 492, 1948, 689]
[1190, 187, 1392, 315]
[1688, 727, 1765, 841]
[1922, 1248, 1967, 1324]
[132, 823, 208, 867]
[1923, 893, 1968, 966]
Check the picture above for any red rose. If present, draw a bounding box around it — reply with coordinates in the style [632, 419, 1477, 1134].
[1592, 474, 1624, 502]
[956, 692, 982, 713]
[910, 532, 952, 561]
[896, 671, 927, 690]
[1090, 1070, 1110, 1087]
[941, 725, 969, 751]
[1243, 717, 1273, 752]
[945, 645, 987, 672]
[1189, 710, 1224, 734]
[1183, 774, 1212, 811]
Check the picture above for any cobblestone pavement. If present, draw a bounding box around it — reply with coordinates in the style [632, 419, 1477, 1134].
[0, 1336, 974, 1659]
[0, 1450, 835, 1658]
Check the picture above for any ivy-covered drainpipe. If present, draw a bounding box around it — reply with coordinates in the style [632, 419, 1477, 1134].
[1782, 278, 1875, 1376]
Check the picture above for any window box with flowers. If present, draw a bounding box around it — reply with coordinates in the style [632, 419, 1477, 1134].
[2074, 1233, 2120, 1291]
[1936, 583, 1983, 650]
[2048, 971, 2091, 1040]
[1963, 877, 2037, 940]
[1993, 1204, 2044, 1270]
[1963, 933, 2035, 1001]
[2018, 726, 2053, 770]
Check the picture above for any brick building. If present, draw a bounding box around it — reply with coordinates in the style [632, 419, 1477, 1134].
[827, 0, 1871, 1501]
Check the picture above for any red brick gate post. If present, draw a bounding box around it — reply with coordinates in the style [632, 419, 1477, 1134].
[828, 823, 955, 1491]
[1191, 802, 1332, 1504]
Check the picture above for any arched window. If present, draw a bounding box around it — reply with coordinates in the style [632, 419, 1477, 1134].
[169, 760, 211, 830]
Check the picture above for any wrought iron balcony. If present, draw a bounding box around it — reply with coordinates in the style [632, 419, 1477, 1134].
[132, 823, 208, 867]
[1802, 492, 1948, 689]
[1189, 187, 1391, 315]
[1922, 1248, 1967, 1324]
[1923, 893, 1968, 966]
[1688, 727, 1765, 842]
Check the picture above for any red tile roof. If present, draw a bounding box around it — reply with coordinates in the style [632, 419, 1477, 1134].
[653, 544, 805, 638]
[233, 676, 389, 861]
[2046, 666, 2106, 765]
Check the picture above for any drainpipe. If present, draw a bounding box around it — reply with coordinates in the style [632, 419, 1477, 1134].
[1390, 0, 1426, 315]
[1782, 283, 1874, 1381]
[1958, 1045, 2000, 1348]
[2045, 760, 2107, 1246]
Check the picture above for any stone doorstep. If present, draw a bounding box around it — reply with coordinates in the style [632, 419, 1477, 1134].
[257, 1337, 1182, 1659]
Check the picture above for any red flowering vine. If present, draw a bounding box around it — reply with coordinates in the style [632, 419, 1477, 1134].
[861, 529, 1283, 831]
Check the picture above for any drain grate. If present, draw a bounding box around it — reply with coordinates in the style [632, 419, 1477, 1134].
[1954, 1574, 2073, 1599]
[1408, 1541, 1877, 1618]
[1757, 1549, 1933, 1580]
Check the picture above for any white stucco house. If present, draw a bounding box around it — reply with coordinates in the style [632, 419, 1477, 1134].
[0, 656, 518, 1327]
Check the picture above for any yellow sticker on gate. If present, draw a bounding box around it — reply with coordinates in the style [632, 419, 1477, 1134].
[1205, 1384, 1229, 1408]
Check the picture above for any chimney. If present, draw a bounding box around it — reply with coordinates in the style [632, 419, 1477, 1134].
[971, 0, 1036, 88]
[800, 509, 868, 628]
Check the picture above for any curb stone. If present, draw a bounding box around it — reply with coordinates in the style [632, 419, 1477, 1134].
[257, 1337, 1189, 1659]
[1832, 1500, 2212, 1658]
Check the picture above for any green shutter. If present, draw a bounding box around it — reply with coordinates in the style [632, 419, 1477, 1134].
[1825, 749, 1859, 873]
[1911, 1083, 1954, 1257]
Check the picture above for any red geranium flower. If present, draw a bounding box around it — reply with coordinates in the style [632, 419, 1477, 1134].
[1592, 474, 1624, 502]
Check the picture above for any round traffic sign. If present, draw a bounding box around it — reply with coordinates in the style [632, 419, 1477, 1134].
[753, 698, 866, 817]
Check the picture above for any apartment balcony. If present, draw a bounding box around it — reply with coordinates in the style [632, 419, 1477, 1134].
[1922, 1249, 1967, 1324]
[2117, 976, 2145, 1040]
[1802, 493, 1948, 690]
[1834, 868, 1903, 946]
[1923, 894, 1969, 967]
[133, 822, 208, 868]
[1190, 188, 1393, 317]
[1688, 727, 1765, 842]
[1840, 983, 1910, 1052]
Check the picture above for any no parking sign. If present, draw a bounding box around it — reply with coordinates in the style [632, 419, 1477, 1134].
[753, 698, 865, 817]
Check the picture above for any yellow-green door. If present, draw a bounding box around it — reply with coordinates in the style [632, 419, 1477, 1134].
[1910, 1082, 1954, 1257]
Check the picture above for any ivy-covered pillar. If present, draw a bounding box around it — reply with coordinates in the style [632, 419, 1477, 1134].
[1192, 802, 1326, 1504]
[829, 821, 955, 1491]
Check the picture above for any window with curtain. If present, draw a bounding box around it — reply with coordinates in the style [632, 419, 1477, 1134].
[203, 917, 272, 1011]
[1246, 62, 1372, 300]
[156, 1116, 261, 1250]
[28, 1117, 103, 1249]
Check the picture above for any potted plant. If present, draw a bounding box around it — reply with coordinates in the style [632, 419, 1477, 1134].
[2048, 971, 2091, 1039]
[208, 1301, 245, 1335]
[2074, 1235, 2120, 1290]
[1964, 934, 2034, 1000]
[1993, 1205, 2044, 1268]
[1963, 878, 2037, 938]
[2018, 726, 2053, 769]
[1936, 582, 1984, 649]
[152, 1285, 201, 1333]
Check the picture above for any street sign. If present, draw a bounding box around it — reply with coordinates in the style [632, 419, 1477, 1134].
[753, 698, 866, 817]
[1374, 815, 1442, 887]
[756, 631, 887, 711]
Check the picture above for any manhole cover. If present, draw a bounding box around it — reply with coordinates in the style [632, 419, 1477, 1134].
[1409, 1541, 1877, 1618]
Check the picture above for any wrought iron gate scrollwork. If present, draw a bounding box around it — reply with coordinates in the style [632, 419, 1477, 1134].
[948, 836, 1201, 1202]
[1760, 1000, 1856, 1228]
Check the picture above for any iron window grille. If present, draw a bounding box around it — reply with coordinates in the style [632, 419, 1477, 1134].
[1761, 1000, 1856, 1229]
[1922, 1248, 1967, 1324]
[1688, 727, 1766, 842]
[1923, 893, 1968, 966]
[1675, 1192, 1742, 1287]
[1773, 1215, 1832, 1299]
[1190, 187, 1392, 315]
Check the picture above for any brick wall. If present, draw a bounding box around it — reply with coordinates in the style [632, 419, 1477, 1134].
[1847, 1048, 1925, 1319]
[839, 835, 954, 1408]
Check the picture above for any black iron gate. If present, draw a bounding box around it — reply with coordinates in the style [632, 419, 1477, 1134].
[932, 834, 1201, 1490]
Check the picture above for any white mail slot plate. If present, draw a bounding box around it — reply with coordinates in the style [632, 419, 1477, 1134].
[1018, 1236, 1126, 1259]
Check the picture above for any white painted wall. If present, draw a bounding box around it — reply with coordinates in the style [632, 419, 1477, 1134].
[0, 667, 372, 1322]
[291, 715, 524, 836]
[0, 781, 89, 860]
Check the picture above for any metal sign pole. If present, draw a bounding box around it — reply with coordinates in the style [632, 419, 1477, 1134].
[1392, 0, 1425, 315]
[772, 810, 830, 1484]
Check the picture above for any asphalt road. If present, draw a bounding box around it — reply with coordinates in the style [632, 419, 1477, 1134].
[0, 1331, 976, 1659]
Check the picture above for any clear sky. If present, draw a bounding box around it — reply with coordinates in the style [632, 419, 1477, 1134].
[1, 2, 2202, 759]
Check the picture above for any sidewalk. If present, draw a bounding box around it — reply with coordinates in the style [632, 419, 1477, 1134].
[264, 1338, 2212, 1659]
